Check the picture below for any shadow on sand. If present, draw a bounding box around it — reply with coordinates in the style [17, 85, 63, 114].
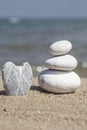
[0, 90, 6, 95]
[30, 85, 50, 94]
[30, 85, 75, 95]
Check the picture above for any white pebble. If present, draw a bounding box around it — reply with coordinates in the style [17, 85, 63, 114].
[36, 66, 47, 73]
[38, 69, 81, 93]
[45, 54, 77, 71]
[49, 40, 72, 56]
[81, 62, 87, 69]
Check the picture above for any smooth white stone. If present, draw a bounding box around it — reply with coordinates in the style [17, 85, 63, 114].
[38, 69, 81, 93]
[49, 40, 72, 55]
[45, 55, 77, 71]
[2, 62, 33, 96]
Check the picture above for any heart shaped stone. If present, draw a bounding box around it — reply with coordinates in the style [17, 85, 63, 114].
[2, 62, 33, 96]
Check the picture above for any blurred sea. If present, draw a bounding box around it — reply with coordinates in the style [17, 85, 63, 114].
[0, 18, 87, 76]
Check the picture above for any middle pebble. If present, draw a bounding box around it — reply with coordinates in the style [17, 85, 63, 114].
[45, 54, 77, 71]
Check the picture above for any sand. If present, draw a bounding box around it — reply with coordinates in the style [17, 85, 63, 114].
[0, 77, 87, 130]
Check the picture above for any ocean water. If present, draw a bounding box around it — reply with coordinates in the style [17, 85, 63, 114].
[0, 18, 87, 70]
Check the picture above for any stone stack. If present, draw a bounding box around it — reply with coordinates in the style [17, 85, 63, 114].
[38, 40, 81, 93]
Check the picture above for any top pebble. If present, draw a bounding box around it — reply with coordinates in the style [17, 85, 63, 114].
[49, 40, 72, 56]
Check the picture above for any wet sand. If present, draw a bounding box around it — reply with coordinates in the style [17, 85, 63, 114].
[0, 77, 87, 130]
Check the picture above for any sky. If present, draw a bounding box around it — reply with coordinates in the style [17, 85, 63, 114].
[0, 0, 87, 18]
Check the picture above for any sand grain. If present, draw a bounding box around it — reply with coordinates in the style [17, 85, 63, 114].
[0, 77, 87, 130]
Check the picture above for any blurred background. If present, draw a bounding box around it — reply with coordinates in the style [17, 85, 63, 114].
[0, 0, 87, 77]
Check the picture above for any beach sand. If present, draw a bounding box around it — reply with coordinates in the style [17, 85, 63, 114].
[0, 77, 87, 130]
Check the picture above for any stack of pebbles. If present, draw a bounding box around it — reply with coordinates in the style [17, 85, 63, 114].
[38, 40, 81, 93]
